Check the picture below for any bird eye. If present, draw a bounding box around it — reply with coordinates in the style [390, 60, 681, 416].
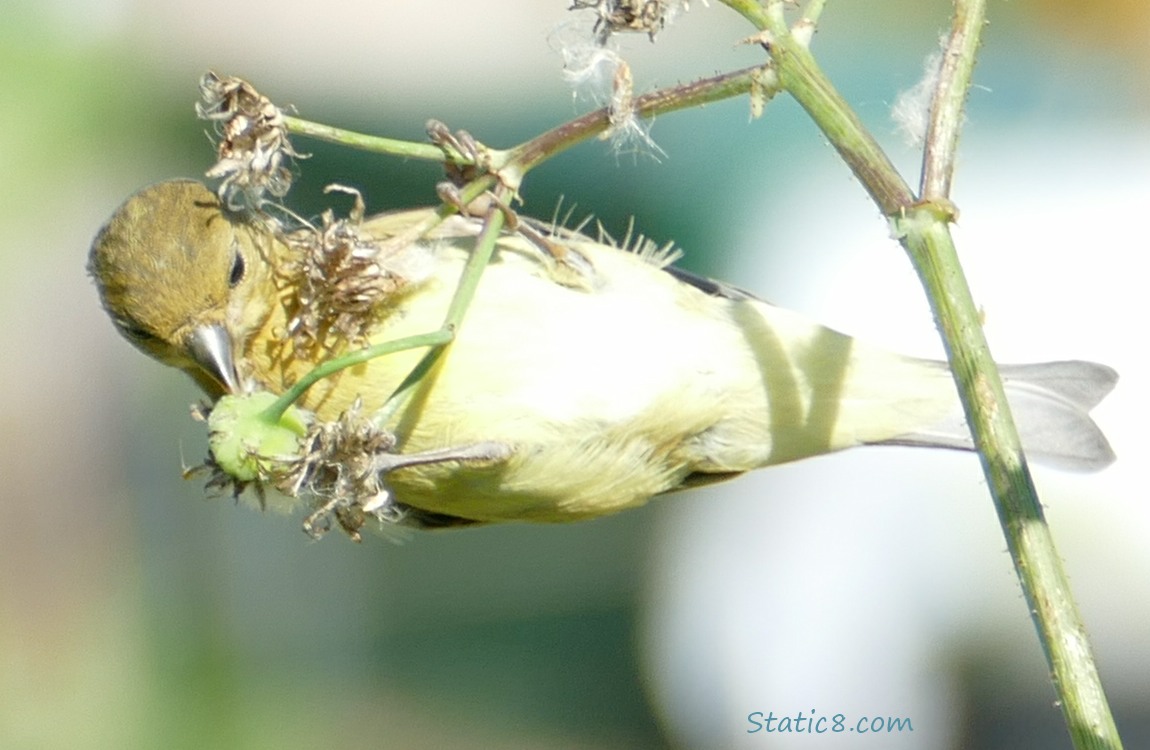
[120, 322, 159, 345]
[228, 249, 246, 288]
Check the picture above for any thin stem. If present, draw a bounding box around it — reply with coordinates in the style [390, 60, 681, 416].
[375, 192, 511, 426]
[720, 0, 915, 212]
[487, 64, 772, 178]
[720, 0, 773, 28]
[260, 175, 499, 424]
[721, 1, 1122, 746]
[285, 66, 770, 183]
[898, 212, 1122, 750]
[284, 116, 464, 164]
[802, 0, 827, 28]
[793, 0, 826, 46]
[914, 0, 1121, 746]
[919, 0, 985, 199]
[261, 328, 454, 424]
[775, 41, 914, 212]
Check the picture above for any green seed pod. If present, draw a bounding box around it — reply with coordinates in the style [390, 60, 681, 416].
[208, 392, 309, 482]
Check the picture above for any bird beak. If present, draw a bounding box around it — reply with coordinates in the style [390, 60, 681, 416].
[186, 323, 241, 394]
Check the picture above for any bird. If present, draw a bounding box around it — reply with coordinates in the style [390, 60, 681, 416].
[89, 179, 1116, 528]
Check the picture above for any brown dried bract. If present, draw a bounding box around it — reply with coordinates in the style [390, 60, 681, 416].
[571, 0, 675, 43]
[281, 398, 403, 540]
[278, 190, 410, 360]
[197, 71, 303, 208]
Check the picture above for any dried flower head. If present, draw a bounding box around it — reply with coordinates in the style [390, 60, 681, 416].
[187, 395, 402, 539]
[570, 0, 692, 43]
[188, 391, 398, 532]
[280, 398, 402, 540]
[277, 186, 426, 360]
[197, 71, 303, 209]
[278, 400, 512, 540]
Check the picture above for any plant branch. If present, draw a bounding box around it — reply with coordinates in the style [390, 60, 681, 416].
[508, 64, 772, 173]
[285, 116, 464, 164]
[718, 1, 1123, 747]
[920, 0, 983, 199]
[375, 190, 512, 428]
[284, 64, 774, 180]
[915, 1, 1122, 746]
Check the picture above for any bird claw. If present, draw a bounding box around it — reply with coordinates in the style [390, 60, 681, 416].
[427, 119, 523, 210]
[426, 119, 485, 169]
[427, 119, 492, 194]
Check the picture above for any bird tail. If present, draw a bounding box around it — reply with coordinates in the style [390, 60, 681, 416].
[881, 360, 1118, 471]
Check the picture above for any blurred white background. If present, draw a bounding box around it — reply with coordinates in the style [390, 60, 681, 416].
[2, 1, 1146, 747]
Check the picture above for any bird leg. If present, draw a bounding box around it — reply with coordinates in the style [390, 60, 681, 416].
[300, 440, 513, 541]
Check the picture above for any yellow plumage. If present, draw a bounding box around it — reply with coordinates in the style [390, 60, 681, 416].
[89, 180, 1115, 526]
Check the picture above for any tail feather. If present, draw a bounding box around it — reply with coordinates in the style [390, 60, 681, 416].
[1002, 361, 1117, 471]
[882, 360, 1117, 472]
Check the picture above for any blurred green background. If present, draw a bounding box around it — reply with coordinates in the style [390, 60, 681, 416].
[2, 1, 1147, 748]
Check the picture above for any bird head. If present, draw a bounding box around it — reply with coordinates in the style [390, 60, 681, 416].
[89, 180, 278, 398]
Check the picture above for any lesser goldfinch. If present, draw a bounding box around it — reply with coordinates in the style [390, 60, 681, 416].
[88, 180, 1116, 526]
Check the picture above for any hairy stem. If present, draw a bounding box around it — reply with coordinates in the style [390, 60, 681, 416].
[915, 1, 1121, 746]
[718, 1, 1122, 746]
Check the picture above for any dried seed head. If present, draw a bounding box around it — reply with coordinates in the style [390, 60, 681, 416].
[289, 421, 513, 539]
[277, 188, 421, 360]
[197, 71, 303, 209]
[570, 0, 691, 43]
[283, 398, 405, 540]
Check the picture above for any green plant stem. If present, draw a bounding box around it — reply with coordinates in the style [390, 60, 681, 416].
[897, 211, 1122, 750]
[920, 0, 982, 199]
[765, 30, 915, 212]
[719, 2, 1122, 747]
[720, 0, 772, 28]
[802, 0, 826, 27]
[917, 2, 1120, 746]
[285, 117, 462, 163]
[261, 329, 455, 424]
[375, 195, 510, 427]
